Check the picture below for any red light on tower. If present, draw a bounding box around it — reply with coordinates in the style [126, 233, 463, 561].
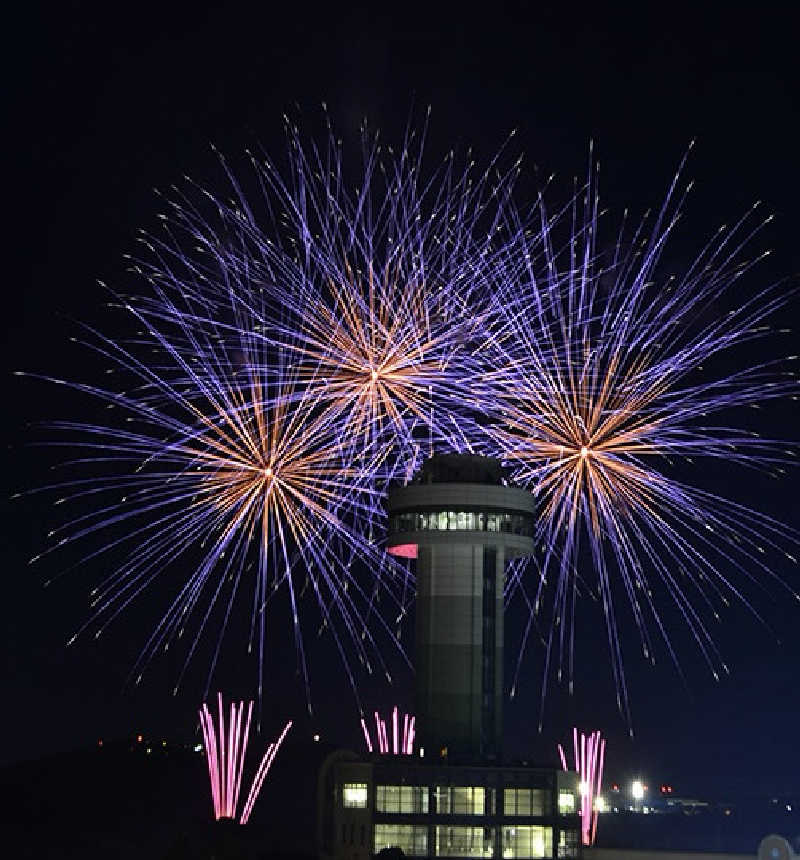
[387, 543, 418, 559]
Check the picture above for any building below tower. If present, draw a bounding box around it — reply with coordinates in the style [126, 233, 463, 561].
[317, 752, 580, 860]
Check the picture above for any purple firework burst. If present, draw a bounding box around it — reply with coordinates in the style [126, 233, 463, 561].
[20, 115, 518, 711]
[475, 147, 799, 726]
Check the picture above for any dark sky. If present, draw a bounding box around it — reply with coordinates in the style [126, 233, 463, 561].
[4, 2, 799, 801]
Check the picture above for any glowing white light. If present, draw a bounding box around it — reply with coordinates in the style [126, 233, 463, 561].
[579, 780, 590, 797]
[595, 795, 607, 813]
[580, 446, 589, 458]
[631, 780, 644, 800]
[264, 466, 273, 479]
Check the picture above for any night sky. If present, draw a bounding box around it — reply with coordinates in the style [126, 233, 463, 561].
[4, 3, 799, 801]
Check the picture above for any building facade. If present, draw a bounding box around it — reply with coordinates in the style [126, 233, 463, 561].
[319, 754, 581, 860]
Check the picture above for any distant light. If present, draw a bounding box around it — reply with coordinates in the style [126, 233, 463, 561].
[193, 743, 203, 753]
[787, 804, 793, 812]
[97, 739, 103, 748]
[631, 780, 645, 800]
[313, 733, 320, 742]
[137, 734, 143, 743]
[642, 805, 650, 814]
[419, 747, 425, 758]
[580, 446, 588, 458]
[370, 369, 378, 382]
[578, 780, 589, 797]
[162, 740, 167, 747]
[264, 466, 273, 479]
[594, 796, 607, 813]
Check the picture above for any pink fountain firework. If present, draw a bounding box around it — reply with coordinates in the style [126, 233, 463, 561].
[360, 705, 415, 755]
[558, 728, 606, 846]
[198, 693, 291, 824]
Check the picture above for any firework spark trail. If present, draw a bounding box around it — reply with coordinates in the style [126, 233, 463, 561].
[198, 694, 290, 824]
[362, 706, 415, 754]
[478, 152, 799, 727]
[199, 694, 254, 819]
[240, 719, 292, 825]
[557, 728, 605, 846]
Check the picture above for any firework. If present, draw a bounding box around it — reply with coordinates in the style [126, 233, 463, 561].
[25, 272, 411, 708]
[360, 705, 415, 755]
[240, 719, 293, 825]
[137, 115, 519, 478]
[558, 728, 605, 845]
[478, 150, 799, 726]
[199, 693, 291, 823]
[23, 114, 522, 707]
[25, 116, 799, 726]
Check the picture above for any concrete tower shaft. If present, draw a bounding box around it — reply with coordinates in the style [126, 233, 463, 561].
[386, 455, 535, 758]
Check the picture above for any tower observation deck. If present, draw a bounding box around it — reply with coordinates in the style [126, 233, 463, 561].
[386, 454, 535, 759]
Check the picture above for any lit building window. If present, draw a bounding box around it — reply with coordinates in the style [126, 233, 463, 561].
[435, 786, 486, 815]
[374, 824, 428, 856]
[376, 785, 429, 813]
[502, 825, 553, 859]
[558, 790, 576, 814]
[389, 509, 534, 536]
[557, 829, 580, 858]
[342, 783, 368, 808]
[504, 788, 549, 816]
[435, 825, 494, 857]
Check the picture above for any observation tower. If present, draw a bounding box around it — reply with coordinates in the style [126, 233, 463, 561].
[386, 454, 535, 758]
